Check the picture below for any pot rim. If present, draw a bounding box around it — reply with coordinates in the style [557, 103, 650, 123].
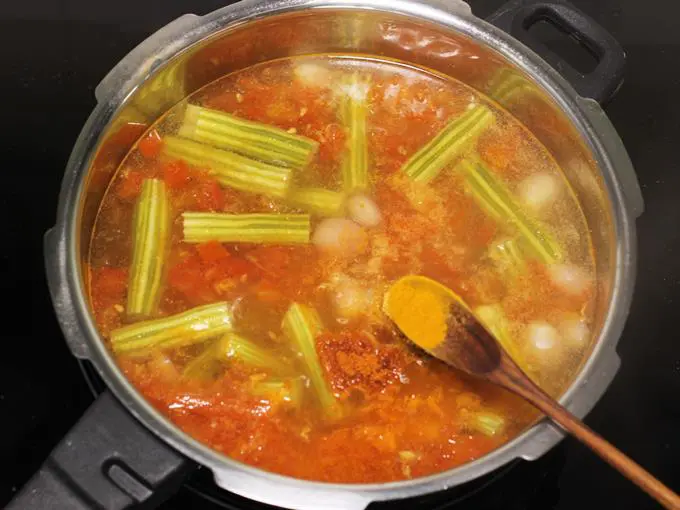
[47, 0, 639, 505]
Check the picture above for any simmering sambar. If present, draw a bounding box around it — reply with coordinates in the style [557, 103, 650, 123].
[88, 55, 595, 483]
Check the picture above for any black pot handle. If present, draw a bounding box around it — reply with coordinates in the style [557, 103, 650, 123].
[487, 0, 626, 105]
[7, 392, 192, 509]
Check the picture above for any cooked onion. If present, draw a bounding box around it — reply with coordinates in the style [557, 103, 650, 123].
[519, 173, 560, 211]
[148, 354, 179, 381]
[347, 194, 382, 227]
[559, 317, 590, 347]
[313, 218, 369, 257]
[329, 274, 373, 319]
[548, 264, 591, 295]
[526, 322, 560, 351]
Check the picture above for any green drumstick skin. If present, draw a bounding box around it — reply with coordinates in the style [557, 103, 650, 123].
[182, 212, 311, 244]
[111, 302, 233, 354]
[126, 179, 170, 318]
[401, 105, 494, 183]
[179, 104, 319, 169]
[163, 136, 293, 198]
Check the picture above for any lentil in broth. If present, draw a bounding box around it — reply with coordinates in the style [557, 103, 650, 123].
[88, 56, 595, 483]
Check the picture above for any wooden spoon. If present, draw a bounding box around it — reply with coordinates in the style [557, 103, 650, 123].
[384, 275, 680, 510]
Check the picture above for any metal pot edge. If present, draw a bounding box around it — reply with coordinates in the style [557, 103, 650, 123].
[43, 1, 641, 508]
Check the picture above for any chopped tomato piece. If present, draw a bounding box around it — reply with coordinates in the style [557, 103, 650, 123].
[194, 179, 225, 211]
[246, 246, 292, 278]
[167, 254, 201, 288]
[93, 266, 128, 297]
[372, 131, 407, 159]
[212, 256, 260, 281]
[163, 160, 191, 189]
[196, 240, 230, 265]
[117, 170, 144, 200]
[138, 131, 163, 159]
[252, 279, 285, 303]
[318, 123, 346, 163]
[245, 246, 320, 300]
[167, 254, 217, 305]
[472, 220, 498, 246]
[232, 77, 278, 121]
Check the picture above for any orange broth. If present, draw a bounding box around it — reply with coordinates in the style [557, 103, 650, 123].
[88, 56, 594, 483]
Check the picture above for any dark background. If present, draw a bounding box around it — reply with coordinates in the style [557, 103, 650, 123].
[1, 0, 678, 509]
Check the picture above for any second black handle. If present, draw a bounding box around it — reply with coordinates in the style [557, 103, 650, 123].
[487, 0, 626, 105]
[7, 392, 192, 510]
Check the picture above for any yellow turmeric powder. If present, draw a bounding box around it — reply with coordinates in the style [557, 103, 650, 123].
[383, 275, 463, 349]
[384, 275, 530, 370]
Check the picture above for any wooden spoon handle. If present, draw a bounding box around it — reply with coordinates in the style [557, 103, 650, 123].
[499, 369, 680, 509]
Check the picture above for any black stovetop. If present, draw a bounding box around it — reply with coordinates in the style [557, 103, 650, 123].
[1, 0, 678, 509]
